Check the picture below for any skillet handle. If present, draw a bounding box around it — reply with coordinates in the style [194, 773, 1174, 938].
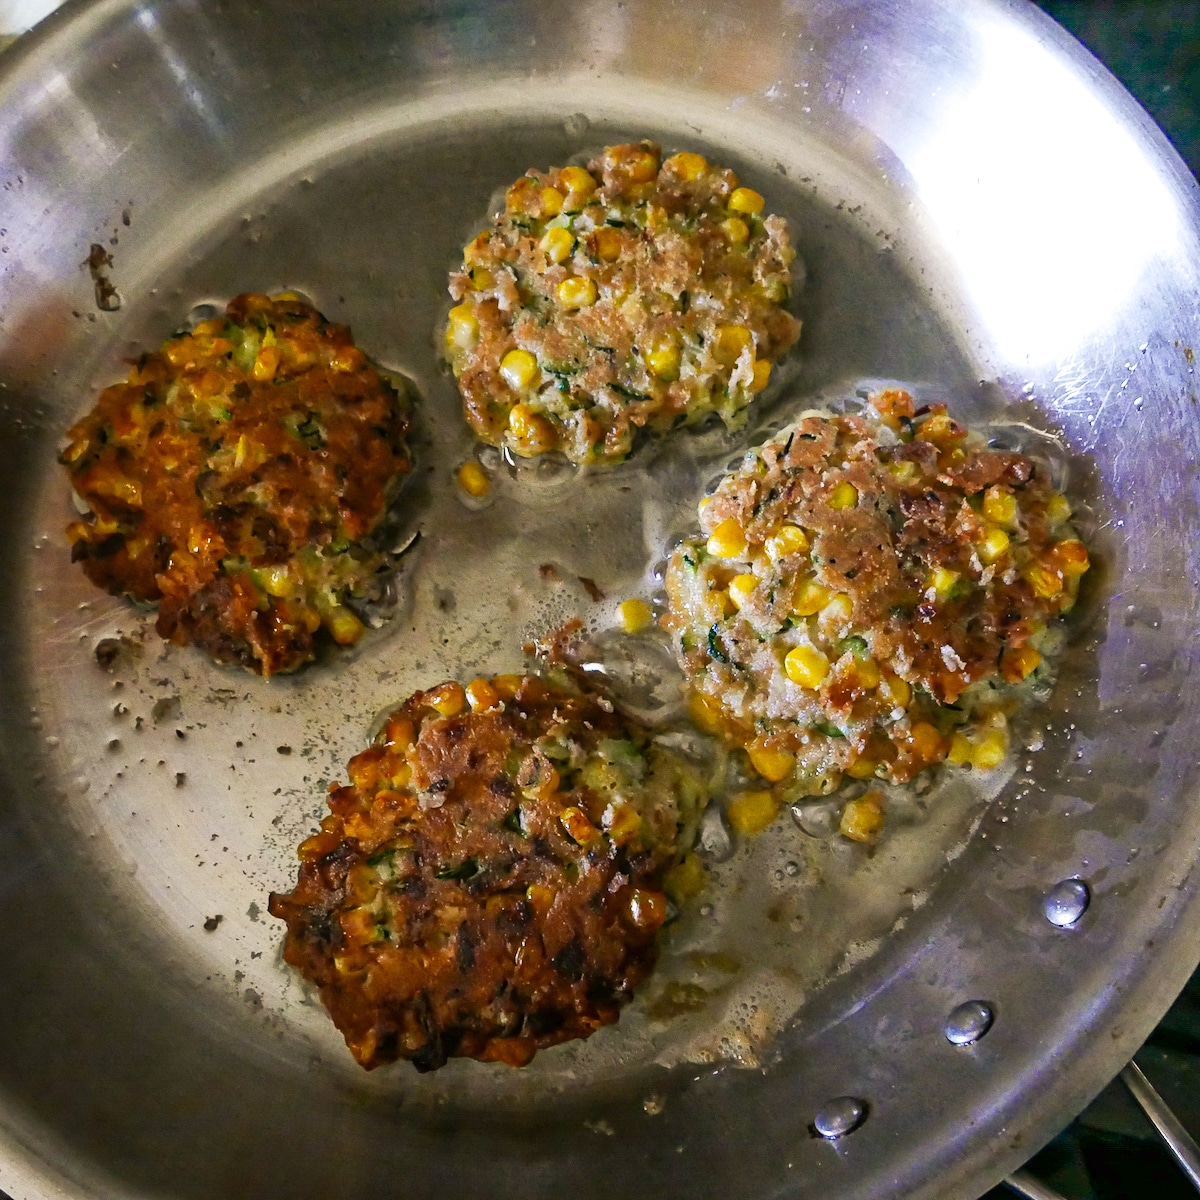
[1121, 1059, 1200, 1192]
[1003, 1167, 1069, 1200]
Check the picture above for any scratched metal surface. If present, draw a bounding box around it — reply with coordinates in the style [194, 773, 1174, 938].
[0, 3, 1199, 1200]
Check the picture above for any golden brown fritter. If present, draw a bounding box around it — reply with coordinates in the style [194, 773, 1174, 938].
[268, 672, 708, 1071]
[664, 390, 1090, 799]
[445, 141, 802, 464]
[60, 293, 410, 676]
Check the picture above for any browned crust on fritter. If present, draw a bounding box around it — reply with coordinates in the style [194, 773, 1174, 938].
[268, 674, 687, 1071]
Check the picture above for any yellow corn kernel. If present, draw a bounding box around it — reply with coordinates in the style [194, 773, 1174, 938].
[499, 348, 539, 390]
[665, 151, 708, 180]
[926, 567, 961, 599]
[727, 790, 780, 838]
[972, 728, 1009, 770]
[492, 673, 523, 700]
[721, 216, 750, 244]
[469, 266, 494, 291]
[465, 677, 499, 712]
[619, 598, 653, 634]
[888, 460, 920, 484]
[325, 606, 365, 646]
[463, 231, 490, 265]
[978, 525, 1010, 564]
[747, 741, 796, 783]
[688, 690, 725, 735]
[602, 800, 642, 846]
[646, 335, 682, 382]
[622, 149, 660, 184]
[820, 593, 854, 625]
[749, 359, 772, 393]
[1051, 539, 1090, 577]
[456, 462, 490, 499]
[706, 517, 748, 559]
[840, 793, 884, 843]
[765, 524, 808, 562]
[445, 303, 479, 350]
[253, 344, 280, 382]
[507, 403, 556, 456]
[593, 226, 623, 262]
[846, 755, 879, 780]
[560, 805, 599, 845]
[727, 573, 759, 610]
[908, 721, 946, 762]
[827, 481, 858, 510]
[539, 225, 575, 264]
[714, 324, 754, 366]
[852, 657, 881, 689]
[729, 186, 765, 215]
[557, 276, 598, 309]
[917, 411, 965, 446]
[429, 681, 467, 717]
[793, 577, 832, 616]
[540, 185, 565, 216]
[947, 732, 973, 766]
[1046, 492, 1073, 524]
[525, 882, 555, 917]
[258, 565, 296, 599]
[982, 485, 1017, 526]
[664, 852, 708, 900]
[383, 713, 415, 748]
[559, 165, 598, 196]
[1002, 644, 1042, 683]
[879, 673, 911, 709]
[1025, 562, 1063, 600]
[784, 644, 830, 689]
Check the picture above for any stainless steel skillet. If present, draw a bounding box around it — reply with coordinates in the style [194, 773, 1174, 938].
[1, 1, 1199, 1198]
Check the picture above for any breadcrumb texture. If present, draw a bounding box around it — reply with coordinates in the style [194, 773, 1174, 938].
[445, 141, 802, 464]
[60, 293, 410, 676]
[269, 672, 708, 1071]
[664, 390, 1091, 797]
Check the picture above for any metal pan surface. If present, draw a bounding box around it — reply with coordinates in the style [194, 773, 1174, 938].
[1, 1, 1199, 1198]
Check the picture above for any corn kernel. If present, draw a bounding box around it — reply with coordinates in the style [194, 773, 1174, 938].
[879, 673, 911, 709]
[729, 186, 765, 215]
[846, 755, 879, 780]
[540, 185, 565, 216]
[457, 461, 490, 498]
[747, 740, 796, 783]
[593, 226, 623, 262]
[982, 485, 1017, 526]
[325, 606, 365, 645]
[646, 336, 681, 381]
[499, 348, 540, 390]
[445, 303, 479, 350]
[721, 216, 750, 244]
[926, 567, 961, 599]
[908, 721, 946, 762]
[688, 690, 725, 734]
[560, 805, 599, 845]
[463, 232, 489, 265]
[507, 403, 556, 456]
[852, 657, 881, 689]
[429, 681, 467, 717]
[492, 673, 523, 700]
[665, 151, 708, 180]
[1051, 539, 1090, 577]
[1025, 562, 1063, 600]
[793, 577, 832, 616]
[749, 359, 772, 393]
[540, 225, 575, 264]
[259, 564, 296, 599]
[468, 266, 494, 291]
[840, 793, 884, 842]
[664, 852, 707, 900]
[253, 344, 280, 382]
[619, 597, 654, 634]
[784, 644, 830, 689]
[622, 150, 659, 184]
[465, 677, 499, 712]
[1002, 644, 1042, 683]
[624, 887, 668, 930]
[526, 882, 555, 916]
[559, 165, 598, 196]
[706, 517, 748, 559]
[765, 524, 808, 562]
[972, 728, 1009, 770]
[714, 324, 754, 366]
[602, 800, 642, 846]
[827, 481, 858, 510]
[820, 593, 854, 625]
[726, 790, 780, 838]
[383, 713, 415, 748]
[946, 732, 973, 766]
[728, 573, 759, 610]
[917, 411, 965, 446]
[1046, 492, 1073, 524]
[978, 525, 1010, 564]
[557, 276, 598, 309]
[888, 460, 920, 484]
